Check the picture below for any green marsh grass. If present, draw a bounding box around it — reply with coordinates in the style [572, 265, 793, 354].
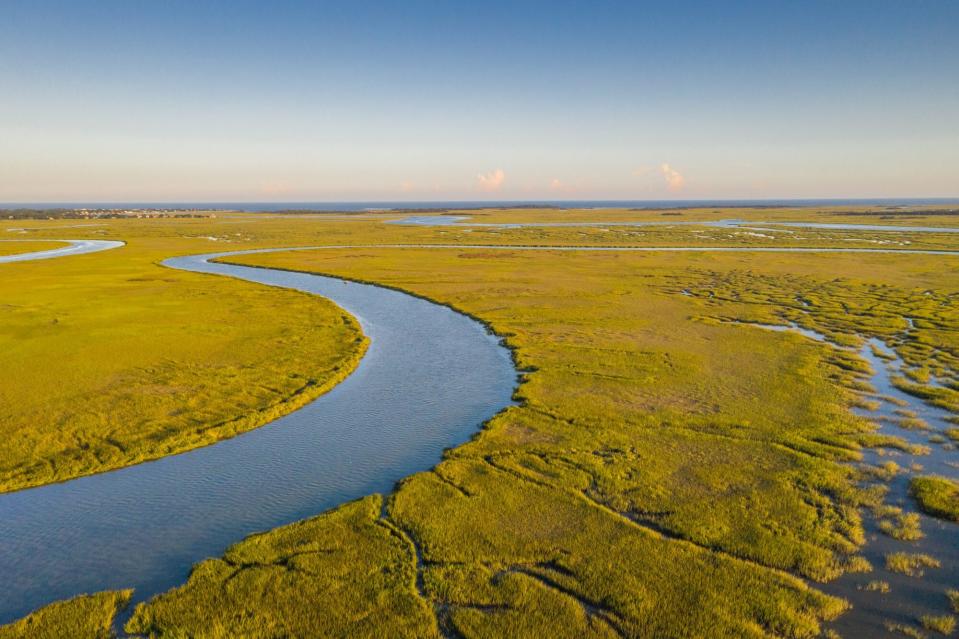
[885, 552, 941, 577]
[0, 591, 130, 639]
[0, 240, 67, 256]
[0, 232, 366, 493]
[909, 476, 959, 522]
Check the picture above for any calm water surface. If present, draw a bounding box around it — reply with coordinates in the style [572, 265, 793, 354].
[0, 252, 517, 623]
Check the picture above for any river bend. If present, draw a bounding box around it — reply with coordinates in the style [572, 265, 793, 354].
[0, 250, 517, 623]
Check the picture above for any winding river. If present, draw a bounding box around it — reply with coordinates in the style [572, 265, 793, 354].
[0, 239, 124, 263]
[2, 240, 957, 635]
[0, 250, 517, 623]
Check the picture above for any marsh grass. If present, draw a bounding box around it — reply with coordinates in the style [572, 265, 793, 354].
[200, 231, 956, 637]
[885, 621, 928, 638]
[0, 591, 130, 639]
[898, 417, 933, 431]
[947, 590, 959, 613]
[863, 580, 890, 593]
[0, 240, 67, 256]
[125, 495, 435, 638]
[886, 552, 941, 577]
[920, 614, 956, 635]
[878, 512, 923, 541]
[0, 236, 366, 492]
[5, 209, 959, 637]
[909, 476, 959, 522]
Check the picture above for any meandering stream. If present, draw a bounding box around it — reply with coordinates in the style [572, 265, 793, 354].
[0, 250, 517, 623]
[0, 239, 124, 263]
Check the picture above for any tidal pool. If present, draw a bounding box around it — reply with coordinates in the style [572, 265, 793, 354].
[0, 251, 517, 624]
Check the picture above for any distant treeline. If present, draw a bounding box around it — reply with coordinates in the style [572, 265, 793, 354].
[2, 209, 210, 220]
[269, 204, 561, 215]
[269, 209, 371, 215]
[397, 204, 560, 213]
[629, 205, 782, 211]
[831, 209, 959, 217]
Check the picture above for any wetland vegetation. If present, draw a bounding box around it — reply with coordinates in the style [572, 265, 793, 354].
[2, 206, 958, 638]
[0, 231, 365, 493]
[910, 476, 959, 522]
[0, 591, 131, 639]
[0, 241, 68, 257]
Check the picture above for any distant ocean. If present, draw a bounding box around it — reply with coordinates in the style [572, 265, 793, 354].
[2, 198, 958, 212]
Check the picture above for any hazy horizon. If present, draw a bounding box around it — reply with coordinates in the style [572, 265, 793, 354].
[2, 1, 957, 201]
[4, 197, 959, 214]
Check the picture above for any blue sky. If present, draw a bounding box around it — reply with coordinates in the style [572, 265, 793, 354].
[1, 0, 957, 202]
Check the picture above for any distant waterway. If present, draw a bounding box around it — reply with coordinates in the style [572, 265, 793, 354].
[391, 215, 959, 233]
[0, 239, 123, 263]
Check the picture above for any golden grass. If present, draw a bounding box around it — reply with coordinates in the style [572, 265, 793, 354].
[910, 476, 959, 522]
[878, 511, 923, 541]
[885, 552, 941, 577]
[0, 241, 68, 256]
[863, 580, 890, 593]
[0, 591, 130, 639]
[885, 621, 928, 638]
[212, 237, 955, 636]
[126, 495, 435, 638]
[920, 614, 956, 635]
[0, 232, 365, 492]
[947, 589, 959, 613]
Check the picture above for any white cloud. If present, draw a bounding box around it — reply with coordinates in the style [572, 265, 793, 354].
[660, 163, 685, 192]
[632, 163, 686, 192]
[477, 168, 505, 192]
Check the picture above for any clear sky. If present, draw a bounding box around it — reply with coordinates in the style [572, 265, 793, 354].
[1, 0, 957, 202]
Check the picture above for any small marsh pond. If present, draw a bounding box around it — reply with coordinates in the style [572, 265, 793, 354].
[0, 251, 517, 624]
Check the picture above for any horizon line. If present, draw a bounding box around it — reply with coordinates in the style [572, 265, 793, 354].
[3, 196, 959, 208]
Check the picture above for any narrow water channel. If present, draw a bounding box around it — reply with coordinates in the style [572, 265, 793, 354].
[0, 239, 124, 263]
[389, 216, 959, 233]
[746, 322, 959, 636]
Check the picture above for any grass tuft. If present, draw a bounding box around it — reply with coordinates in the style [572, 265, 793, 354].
[910, 476, 959, 522]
